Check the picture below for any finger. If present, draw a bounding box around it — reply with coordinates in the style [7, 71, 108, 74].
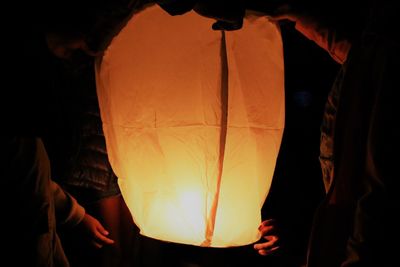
[259, 219, 278, 236]
[259, 225, 274, 235]
[263, 235, 279, 244]
[95, 231, 115, 245]
[91, 240, 103, 249]
[95, 235, 115, 245]
[254, 236, 279, 250]
[258, 246, 280, 256]
[261, 219, 276, 226]
[96, 223, 110, 236]
[259, 219, 275, 229]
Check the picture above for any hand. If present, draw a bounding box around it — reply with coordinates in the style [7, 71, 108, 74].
[77, 213, 115, 248]
[193, 1, 245, 31]
[263, 4, 300, 23]
[254, 219, 280, 256]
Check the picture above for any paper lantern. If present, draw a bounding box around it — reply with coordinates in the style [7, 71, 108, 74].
[96, 5, 284, 247]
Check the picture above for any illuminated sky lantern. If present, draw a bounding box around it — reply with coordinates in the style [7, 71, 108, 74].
[96, 5, 284, 247]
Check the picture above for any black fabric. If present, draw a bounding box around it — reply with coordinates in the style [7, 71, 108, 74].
[62, 67, 119, 194]
[2, 137, 69, 267]
[41, 61, 119, 199]
[306, 2, 400, 266]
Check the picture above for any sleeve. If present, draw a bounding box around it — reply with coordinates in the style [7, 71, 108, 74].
[294, 17, 352, 64]
[51, 180, 86, 226]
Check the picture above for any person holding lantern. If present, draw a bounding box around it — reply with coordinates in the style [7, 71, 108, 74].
[182, 1, 398, 266]
[2, 140, 115, 266]
[0, 1, 133, 266]
[33, 1, 145, 267]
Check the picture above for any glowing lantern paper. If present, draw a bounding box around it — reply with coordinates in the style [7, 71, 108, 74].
[96, 5, 284, 247]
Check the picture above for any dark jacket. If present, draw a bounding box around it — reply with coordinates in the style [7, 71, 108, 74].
[297, 2, 399, 266]
[64, 69, 119, 194]
[42, 61, 119, 202]
[2, 137, 86, 267]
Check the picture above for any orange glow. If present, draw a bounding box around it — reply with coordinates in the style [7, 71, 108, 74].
[96, 5, 284, 247]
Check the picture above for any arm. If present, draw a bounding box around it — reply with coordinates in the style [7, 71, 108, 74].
[293, 17, 351, 64]
[267, 4, 352, 64]
[51, 180, 85, 225]
[51, 181, 114, 248]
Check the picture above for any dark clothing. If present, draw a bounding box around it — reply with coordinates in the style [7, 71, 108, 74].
[319, 66, 342, 192]
[57, 71, 120, 204]
[37, 1, 145, 204]
[311, 33, 398, 267]
[2, 138, 84, 267]
[2, 137, 67, 267]
[297, 2, 399, 266]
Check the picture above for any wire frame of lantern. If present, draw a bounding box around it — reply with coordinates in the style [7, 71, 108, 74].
[96, 4, 285, 247]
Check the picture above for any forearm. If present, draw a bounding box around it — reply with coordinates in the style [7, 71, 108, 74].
[294, 16, 351, 64]
[51, 180, 85, 226]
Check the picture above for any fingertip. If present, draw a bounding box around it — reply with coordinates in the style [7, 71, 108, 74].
[101, 236, 115, 245]
[258, 250, 267, 256]
[263, 219, 275, 225]
[93, 242, 103, 249]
